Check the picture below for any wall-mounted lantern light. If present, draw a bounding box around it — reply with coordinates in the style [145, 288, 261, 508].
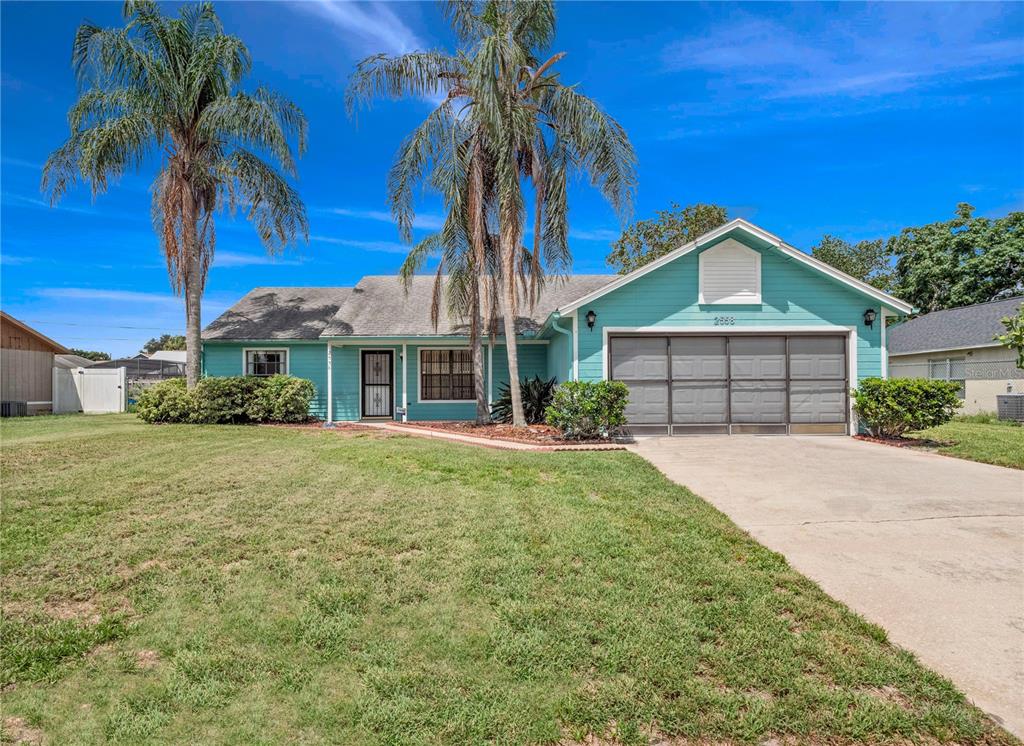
[585, 309, 597, 330]
[863, 308, 877, 328]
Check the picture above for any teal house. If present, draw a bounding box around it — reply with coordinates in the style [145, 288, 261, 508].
[203, 219, 912, 435]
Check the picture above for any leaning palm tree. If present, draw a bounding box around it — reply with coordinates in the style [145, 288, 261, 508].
[348, 0, 635, 427]
[42, 0, 308, 387]
[457, 0, 637, 426]
[347, 48, 499, 423]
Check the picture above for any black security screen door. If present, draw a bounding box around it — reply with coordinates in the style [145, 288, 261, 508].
[361, 351, 393, 417]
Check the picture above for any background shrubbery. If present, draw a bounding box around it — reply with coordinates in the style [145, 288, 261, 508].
[852, 377, 960, 438]
[137, 375, 315, 424]
[545, 380, 629, 439]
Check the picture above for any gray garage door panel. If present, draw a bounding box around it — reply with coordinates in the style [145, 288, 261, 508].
[611, 337, 667, 380]
[790, 381, 847, 423]
[671, 337, 727, 380]
[611, 333, 847, 434]
[622, 381, 669, 424]
[672, 382, 728, 423]
[730, 337, 786, 379]
[730, 381, 787, 423]
[790, 336, 845, 380]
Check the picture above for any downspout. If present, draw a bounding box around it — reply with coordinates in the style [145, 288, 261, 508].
[550, 311, 574, 382]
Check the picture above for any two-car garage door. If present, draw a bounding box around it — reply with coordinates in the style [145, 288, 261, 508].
[610, 334, 849, 435]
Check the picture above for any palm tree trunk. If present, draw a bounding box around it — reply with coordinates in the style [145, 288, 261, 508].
[182, 185, 202, 388]
[185, 268, 202, 388]
[471, 280, 488, 424]
[501, 222, 526, 427]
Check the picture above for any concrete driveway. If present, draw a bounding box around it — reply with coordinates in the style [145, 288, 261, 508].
[631, 435, 1024, 737]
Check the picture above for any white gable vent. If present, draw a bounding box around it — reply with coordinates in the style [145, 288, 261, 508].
[698, 238, 762, 304]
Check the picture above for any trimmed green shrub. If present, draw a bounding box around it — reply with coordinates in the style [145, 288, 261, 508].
[545, 380, 629, 439]
[136, 378, 193, 423]
[247, 375, 316, 423]
[136, 375, 315, 424]
[190, 376, 264, 424]
[852, 377, 961, 438]
[490, 376, 557, 424]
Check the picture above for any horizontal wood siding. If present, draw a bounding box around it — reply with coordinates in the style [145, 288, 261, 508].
[203, 342, 329, 419]
[0, 348, 54, 411]
[577, 237, 883, 384]
[328, 342, 548, 421]
[546, 317, 573, 383]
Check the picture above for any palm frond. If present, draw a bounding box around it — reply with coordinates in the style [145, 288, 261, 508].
[345, 51, 462, 117]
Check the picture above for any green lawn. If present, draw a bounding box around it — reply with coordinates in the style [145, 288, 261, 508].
[908, 418, 1024, 469]
[1, 415, 1013, 745]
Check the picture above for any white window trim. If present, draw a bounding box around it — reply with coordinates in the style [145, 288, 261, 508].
[698, 239, 762, 305]
[599, 325, 859, 435]
[242, 347, 289, 376]
[417, 346, 476, 404]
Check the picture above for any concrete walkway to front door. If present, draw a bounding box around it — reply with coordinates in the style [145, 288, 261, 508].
[631, 435, 1024, 737]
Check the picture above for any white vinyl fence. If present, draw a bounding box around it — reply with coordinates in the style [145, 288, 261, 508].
[53, 367, 127, 414]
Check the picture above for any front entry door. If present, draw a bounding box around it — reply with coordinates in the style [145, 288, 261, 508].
[361, 351, 393, 418]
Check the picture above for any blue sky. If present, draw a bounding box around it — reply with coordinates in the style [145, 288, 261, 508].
[2, 1, 1022, 356]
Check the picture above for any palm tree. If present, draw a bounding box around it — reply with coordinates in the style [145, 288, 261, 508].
[457, 0, 637, 426]
[347, 49, 499, 423]
[42, 0, 308, 387]
[348, 0, 635, 427]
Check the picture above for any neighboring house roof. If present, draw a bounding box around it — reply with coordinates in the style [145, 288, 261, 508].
[0, 311, 69, 353]
[203, 287, 349, 340]
[553, 218, 914, 316]
[148, 350, 187, 362]
[319, 275, 612, 337]
[55, 354, 98, 369]
[888, 296, 1024, 356]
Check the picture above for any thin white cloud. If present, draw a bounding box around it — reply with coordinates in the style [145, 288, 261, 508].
[317, 206, 446, 231]
[212, 251, 303, 268]
[30, 287, 186, 306]
[661, 6, 1024, 101]
[310, 234, 409, 254]
[569, 227, 620, 242]
[1, 191, 95, 215]
[0, 254, 36, 266]
[1, 156, 41, 170]
[294, 0, 425, 55]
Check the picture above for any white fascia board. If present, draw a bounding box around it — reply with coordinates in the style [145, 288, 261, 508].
[888, 342, 1004, 357]
[556, 218, 914, 316]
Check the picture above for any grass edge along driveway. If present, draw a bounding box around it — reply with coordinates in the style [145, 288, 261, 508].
[1, 414, 1016, 745]
[909, 418, 1024, 470]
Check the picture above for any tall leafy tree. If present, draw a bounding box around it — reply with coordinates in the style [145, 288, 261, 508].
[888, 203, 1024, 313]
[68, 348, 111, 362]
[810, 235, 893, 291]
[995, 304, 1024, 369]
[42, 1, 308, 387]
[349, 0, 637, 427]
[142, 333, 185, 354]
[607, 203, 727, 274]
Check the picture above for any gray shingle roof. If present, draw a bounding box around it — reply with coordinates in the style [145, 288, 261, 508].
[320, 274, 614, 337]
[203, 287, 349, 340]
[887, 296, 1023, 355]
[204, 276, 617, 340]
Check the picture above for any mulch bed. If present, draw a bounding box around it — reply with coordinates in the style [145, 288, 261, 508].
[853, 434, 948, 450]
[402, 421, 619, 446]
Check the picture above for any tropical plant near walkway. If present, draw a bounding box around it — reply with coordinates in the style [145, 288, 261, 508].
[42, 0, 308, 387]
[348, 0, 636, 427]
